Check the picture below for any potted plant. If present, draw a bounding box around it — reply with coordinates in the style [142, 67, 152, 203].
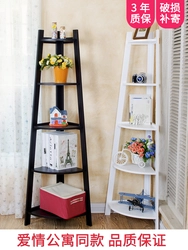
[124, 135, 155, 164]
[39, 54, 73, 83]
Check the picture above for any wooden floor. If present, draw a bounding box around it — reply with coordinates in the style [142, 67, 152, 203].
[0, 213, 155, 229]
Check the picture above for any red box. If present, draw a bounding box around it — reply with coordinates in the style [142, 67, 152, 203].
[40, 182, 86, 219]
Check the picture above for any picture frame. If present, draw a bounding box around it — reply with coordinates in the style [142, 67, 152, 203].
[133, 27, 151, 40]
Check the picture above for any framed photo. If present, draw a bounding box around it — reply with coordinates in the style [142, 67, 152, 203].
[133, 28, 151, 40]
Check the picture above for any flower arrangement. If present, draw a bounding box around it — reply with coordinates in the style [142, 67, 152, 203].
[124, 135, 155, 162]
[39, 54, 73, 70]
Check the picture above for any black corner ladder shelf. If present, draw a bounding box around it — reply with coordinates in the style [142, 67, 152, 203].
[24, 30, 92, 226]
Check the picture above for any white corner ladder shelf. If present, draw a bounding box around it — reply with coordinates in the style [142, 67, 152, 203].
[105, 30, 160, 229]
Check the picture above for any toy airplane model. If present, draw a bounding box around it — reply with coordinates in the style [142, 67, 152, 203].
[118, 190, 155, 212]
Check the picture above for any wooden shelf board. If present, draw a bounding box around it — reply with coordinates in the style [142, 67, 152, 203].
[39, 82, 78, 86]
[118, 122, 157, 131]
[34, 122, 80, 130]
[124, 83, 157, 87]
[30, 206, 86, 219]
[109, 201, 156, 220]
[34, 166, 83, 175]
[114, 164, 156, 175]
[41, 37, 75, 44]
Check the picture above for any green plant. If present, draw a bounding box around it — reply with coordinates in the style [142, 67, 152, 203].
[39, 54, 73, 70]
[124, 135, 155, 162]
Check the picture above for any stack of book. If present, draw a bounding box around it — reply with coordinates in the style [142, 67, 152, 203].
[129, 94, 152, 125]
[42, 131, 77, 170]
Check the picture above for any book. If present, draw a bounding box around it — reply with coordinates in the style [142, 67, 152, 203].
[42, 131, 56, 168]
[54, 131, 77, 170]
[129, 94, 152, 125]
[42, 132, 48, 167]
[42, 131, 77, 170]
[48, 132, 56, 169]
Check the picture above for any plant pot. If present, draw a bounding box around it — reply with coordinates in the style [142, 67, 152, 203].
[54, 67, 68, 83]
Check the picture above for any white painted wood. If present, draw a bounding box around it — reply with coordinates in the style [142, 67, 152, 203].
[119, 122, 157, 131]
[109, 201, 156, 220]
[125, 83, 157, 86]
[105, 30, 160, 229]
[114, 164, 156, 175]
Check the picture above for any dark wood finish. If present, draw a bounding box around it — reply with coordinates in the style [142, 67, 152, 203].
[39, 82, 77, 85]
[29, 206, 86, 220]
[34, 122, 80, 130]
[24, 30, 92, 227]
[34, 166, 83, 175]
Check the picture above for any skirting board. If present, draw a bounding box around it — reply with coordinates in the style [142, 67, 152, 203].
[91, 203, 106, 213]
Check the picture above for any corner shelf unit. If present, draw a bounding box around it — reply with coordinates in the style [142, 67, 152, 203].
[24, 30, 92, 226]
[105, 30, 160, 229]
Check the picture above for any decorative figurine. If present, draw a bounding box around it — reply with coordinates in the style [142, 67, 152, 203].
[132, 72, 147, 83]
[49, 106, 68, 127]
[118, 190, 155, 213]
[60, 26, 66, 39]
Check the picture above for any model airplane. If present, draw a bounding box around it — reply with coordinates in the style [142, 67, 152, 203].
[118, 190, 155, 212]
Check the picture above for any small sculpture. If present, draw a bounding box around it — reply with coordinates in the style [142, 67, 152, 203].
[114, 148, 146, 168]
[49, 106, 68, 127]
[60, 26, 66, 39]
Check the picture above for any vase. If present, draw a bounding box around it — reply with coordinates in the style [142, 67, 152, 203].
[54, 67, 68, 83]
[131, 153, 147, 168]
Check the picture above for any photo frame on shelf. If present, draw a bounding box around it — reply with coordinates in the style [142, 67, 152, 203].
[133, 27, 151, 40]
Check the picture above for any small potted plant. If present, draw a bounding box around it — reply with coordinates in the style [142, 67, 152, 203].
[124, 135, 155, 166]
[39, 54, 73, 83]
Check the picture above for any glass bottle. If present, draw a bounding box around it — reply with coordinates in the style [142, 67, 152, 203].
[52, 22, 57, 39]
